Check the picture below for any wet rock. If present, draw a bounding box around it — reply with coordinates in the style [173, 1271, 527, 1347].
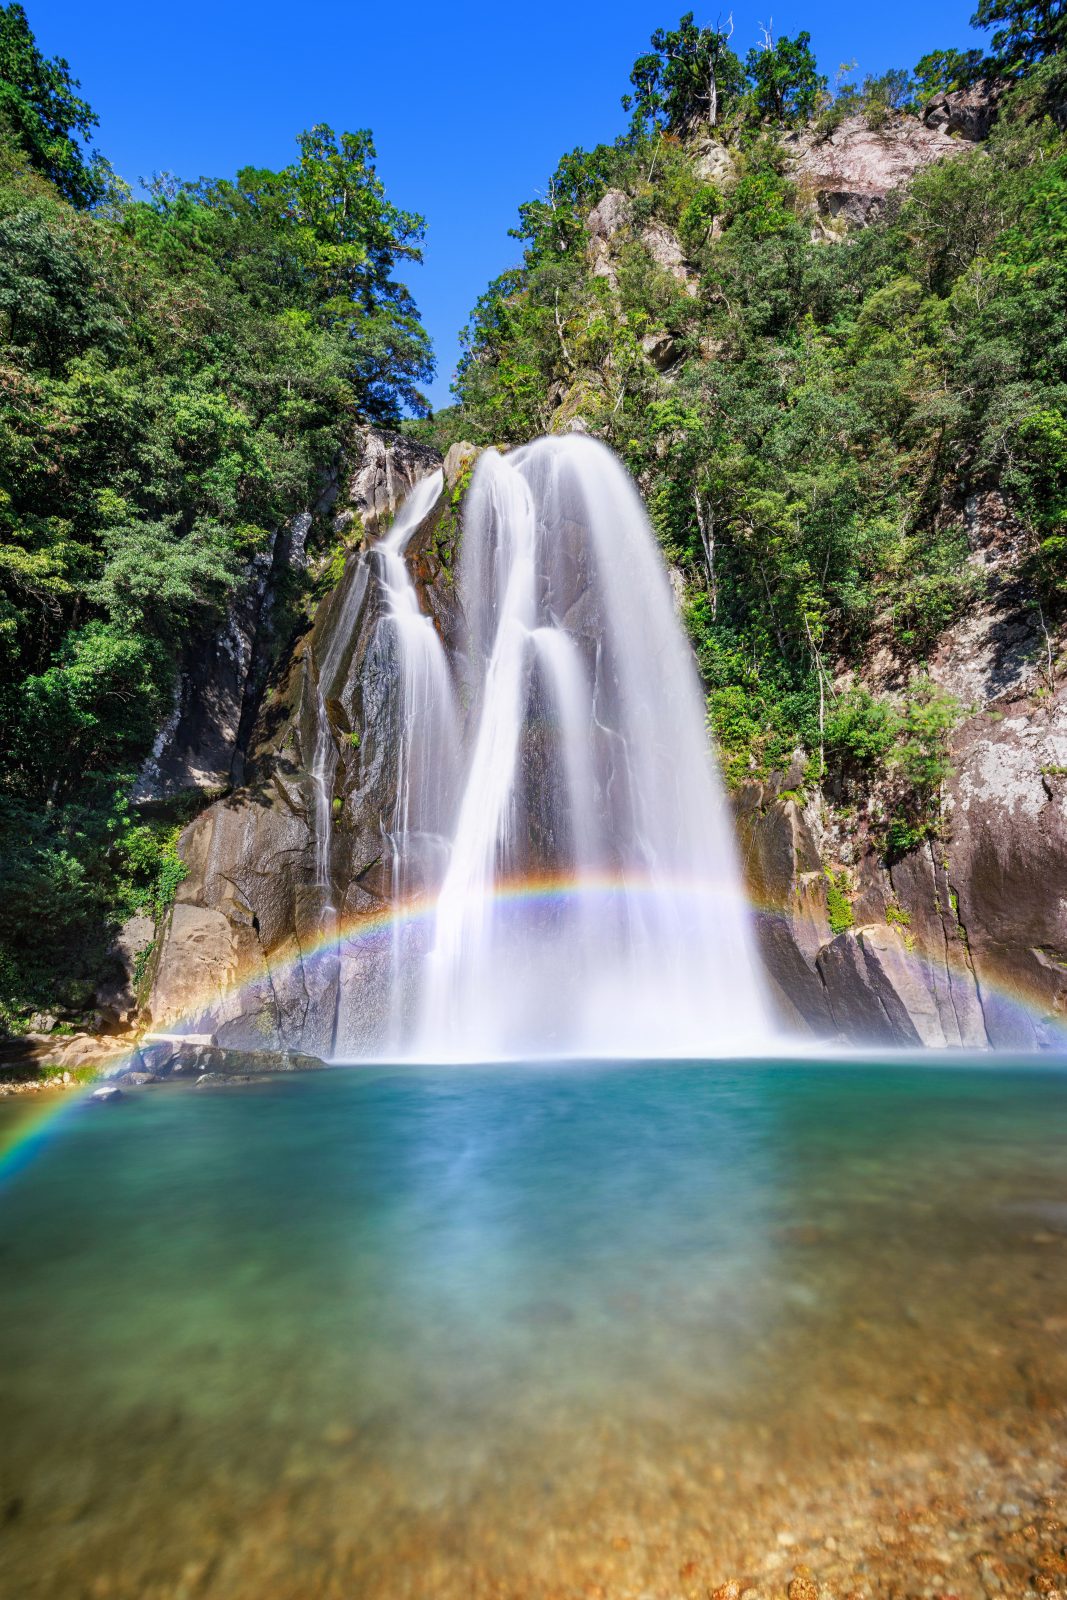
[142, 434, 451, 1057]
[89, 1086, 124, 1104]
[125, 1043, 326, 1082]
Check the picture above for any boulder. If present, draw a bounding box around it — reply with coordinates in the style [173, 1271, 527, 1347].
[123, 1042, 326, 1080]
[641, 329, 678, 370]
[641, 223, 696, 291]
[693, 144, 736, 185]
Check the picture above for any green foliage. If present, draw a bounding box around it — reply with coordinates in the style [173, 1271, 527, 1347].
[971, 0, 1067, 76]
[451, 25, 1066, 825]
[745, 31, 827, 124]
[860, 69, 915, 127]
[824, 869, 855, 935]
[825, 688, 898, 774]
[895, 675, 960, 792]
[912, 47, 987, 98]
[0, 7, 433, 1029]
[0, 2, 109, 206]
[623, 13, 745, 132]
[679, 185, 721, 250]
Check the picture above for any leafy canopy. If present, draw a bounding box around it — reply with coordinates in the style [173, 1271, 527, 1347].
[745, 29, 826, 123]
[0, 2, 108, 206]
[623, 13, 745, 131]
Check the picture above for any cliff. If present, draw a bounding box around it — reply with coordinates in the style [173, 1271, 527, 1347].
[440, 75, 1067, 1051]
[140, 429, 452, 1055]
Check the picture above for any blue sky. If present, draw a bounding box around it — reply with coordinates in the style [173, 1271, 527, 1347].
[35, 0, 983, 410]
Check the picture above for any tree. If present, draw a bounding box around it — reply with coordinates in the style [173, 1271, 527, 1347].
[0, 2, 108, 206]
[745, 28, 826, 123]
[623, 13, 746, 132]
[216, 125, 433, 419]
[971, 0, 1066, 74]
[912, 46, 986, 99]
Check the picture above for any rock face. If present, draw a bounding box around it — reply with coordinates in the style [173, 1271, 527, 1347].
[132, 428, 440, 807]
[94, 913, 155, 1031]
[923, 80, 1004, 142]
[736, 777, 995, 1049]
[132, 516, 305, 806]
[736, 488, 1067, 1050]
[785, 112, 961, 230]
[143, 432, 452, 1056]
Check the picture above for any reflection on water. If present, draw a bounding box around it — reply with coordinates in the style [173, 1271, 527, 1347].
[1, 1061, 1065, 1599]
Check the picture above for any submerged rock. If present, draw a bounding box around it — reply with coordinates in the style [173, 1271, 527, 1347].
[119, 1043, 327, 1081]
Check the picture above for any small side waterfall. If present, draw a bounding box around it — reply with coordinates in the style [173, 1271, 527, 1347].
[309, 471, 444, 902]
[326, 434, 771, 1059]
[372, 469, 459, 1046]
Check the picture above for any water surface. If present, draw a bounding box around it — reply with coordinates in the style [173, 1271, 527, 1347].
[1, 1060, 1065, 1598]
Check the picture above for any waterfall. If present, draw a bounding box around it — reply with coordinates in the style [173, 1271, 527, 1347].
[412, 435, 769, 1057]
[372, 469, 459, 1046]
[332, 434, 771, 1060]
[308, 470, 447, 905]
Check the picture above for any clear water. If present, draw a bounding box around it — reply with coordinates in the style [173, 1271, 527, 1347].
[2, 1061, 1066, 1599]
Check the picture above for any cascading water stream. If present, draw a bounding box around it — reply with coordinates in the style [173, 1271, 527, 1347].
[309, 471, 445, 900]
[401, 435, 772, 1058]
[370, 469, 459, 1046]
[320, 437, 770, 1058]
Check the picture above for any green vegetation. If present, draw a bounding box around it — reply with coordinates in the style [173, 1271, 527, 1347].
[0, 4, 431, 1030]
[824, 870, 855, 936]
[443, 0, 1066, 861]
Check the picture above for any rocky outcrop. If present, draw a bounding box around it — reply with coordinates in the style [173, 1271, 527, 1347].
[335, 427, 441, 543]
[923, 79, 1004, 142]
[736, 776, 994, 1048]
[93, 913, 155, 1032]
[736, 520, 1067, 1051]
[142, 433, 453, 1056]
[785, 112, 963, 231]
[587, 189, 633, 242]
[948, 692, 1067, 1047]
[132, 429, 440, 808]
[131, 523, 296, 805]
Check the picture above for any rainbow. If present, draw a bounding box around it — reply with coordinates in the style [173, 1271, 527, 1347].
[0, 1087, 86, 1186]
[2, 871, 1065, 1186]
